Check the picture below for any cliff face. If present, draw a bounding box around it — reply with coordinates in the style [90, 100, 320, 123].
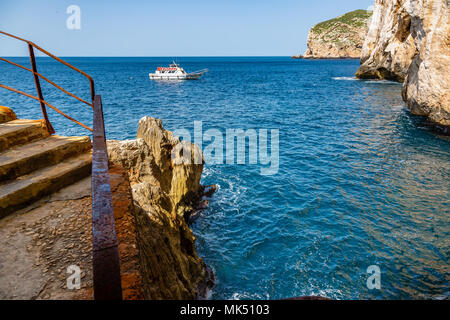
[356, 0, 450, 127]
[402, 0, 450, 126]
[107, 117, 213, 299]
[303, 10, 373, 59]
[356, 0, 416, 81]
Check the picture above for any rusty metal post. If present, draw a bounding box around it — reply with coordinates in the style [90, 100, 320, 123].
[28, 44, 55, 134]
[92, 95, 122, 300]
[89, 79, 95, 105]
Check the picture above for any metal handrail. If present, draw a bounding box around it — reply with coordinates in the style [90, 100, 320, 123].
[0, 31, 123, 300]
[0, 30, 95, 133]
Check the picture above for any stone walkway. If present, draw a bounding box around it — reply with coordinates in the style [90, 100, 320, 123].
[0, 177, 93, 299]
[0, 165, 143, 300]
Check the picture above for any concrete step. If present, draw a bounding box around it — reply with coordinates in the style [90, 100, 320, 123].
[0, 135, 91, 182]
[0, 119, 50, 152]
[0, 152, 92, 218]
[0, 106, 17, 124]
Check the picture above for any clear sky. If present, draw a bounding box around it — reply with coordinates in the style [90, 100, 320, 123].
[0, 0, 374, 56]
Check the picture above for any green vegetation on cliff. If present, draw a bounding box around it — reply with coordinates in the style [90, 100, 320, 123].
[312, 9, 373, 36]
[302, 9, 373, 58]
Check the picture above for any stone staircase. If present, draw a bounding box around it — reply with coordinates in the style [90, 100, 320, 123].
[0, 107, 92, 218]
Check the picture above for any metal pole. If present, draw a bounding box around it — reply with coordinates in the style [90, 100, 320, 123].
[28, 44, 55, 134]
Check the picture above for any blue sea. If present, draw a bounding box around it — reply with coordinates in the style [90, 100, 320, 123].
[1, 57, 449, 300]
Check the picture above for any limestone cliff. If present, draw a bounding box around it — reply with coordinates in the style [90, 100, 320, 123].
[356, 0, 416, 81]
[303, 10, 373, 59]
[356, 0, 450, 127]
[107, 117, 213, 299]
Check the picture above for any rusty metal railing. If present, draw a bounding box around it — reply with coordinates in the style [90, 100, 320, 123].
[0, 31, 122, 300]
[0, 30, 95, 133]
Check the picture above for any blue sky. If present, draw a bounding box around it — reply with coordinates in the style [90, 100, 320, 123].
[0, 0, 374, 56]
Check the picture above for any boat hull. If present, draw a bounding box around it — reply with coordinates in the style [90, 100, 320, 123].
[149, 73, 203, 80]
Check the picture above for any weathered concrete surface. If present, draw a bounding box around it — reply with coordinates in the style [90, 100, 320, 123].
[0, 132, 93, 217]
[107, 116, 214, 300]
[109, 164, 143, 300]
[0, 106, 17, 124]
[0, 153, 92, 218]
[0, 119, 49, 152]
[0, 135, 91, 182]
[0, 168, 144, 300]
[0, 177, 94, 300]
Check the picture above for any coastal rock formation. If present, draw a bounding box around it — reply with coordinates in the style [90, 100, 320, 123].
[356, 0, 450, 127]
[356, 0, 416, 81]
[107, 117, 213, 299]
[402, 0, 450, 126]
[303, 10, 373, 59]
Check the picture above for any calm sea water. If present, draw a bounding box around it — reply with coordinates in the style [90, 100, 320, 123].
[1, 57, 449, 300]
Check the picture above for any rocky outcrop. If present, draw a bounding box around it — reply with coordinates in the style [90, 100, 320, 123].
[356, 0, 450, 127]
[402, 0, 450, 126]
[107, 117, 213, 300]
[303, 10, 373, 59]
[0, 106, 17, 123]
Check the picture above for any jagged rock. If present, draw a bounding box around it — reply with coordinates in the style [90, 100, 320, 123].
[107, 116, 212, 300]
[356, 0, 450, 127]
[303, 10, 373, 59]
[106, 139, 155, 185]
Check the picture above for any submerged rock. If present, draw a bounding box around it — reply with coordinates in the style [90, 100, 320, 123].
[303, 10, 373, 59]
[107, 116, 213, 299]
[356, 0, 450, 127]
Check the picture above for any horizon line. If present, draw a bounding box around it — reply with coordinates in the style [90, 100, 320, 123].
[0, 55, 298, 58]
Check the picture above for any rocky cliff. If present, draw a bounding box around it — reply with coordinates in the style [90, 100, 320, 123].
[356, 0, 450, 127]
[107, 117, 214, 299]
[303, 10, 373, 59]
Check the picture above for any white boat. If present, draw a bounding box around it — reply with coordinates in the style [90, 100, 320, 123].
[149, 61, 208, 80]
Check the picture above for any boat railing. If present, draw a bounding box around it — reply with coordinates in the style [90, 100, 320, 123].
[0, 30, 122, 300]
[189, 68, 209, 74]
